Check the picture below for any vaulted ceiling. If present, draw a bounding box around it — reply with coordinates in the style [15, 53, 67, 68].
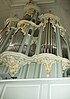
[0, 0, 70, 43]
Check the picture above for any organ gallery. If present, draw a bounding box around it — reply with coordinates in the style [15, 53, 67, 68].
[0, 0, 70, 99]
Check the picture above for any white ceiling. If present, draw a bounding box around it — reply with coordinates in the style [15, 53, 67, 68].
[11, 0, 55, 6]
[0, 0, 70, 43]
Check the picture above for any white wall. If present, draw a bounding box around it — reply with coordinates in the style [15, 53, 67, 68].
[0, 78, 70, 99]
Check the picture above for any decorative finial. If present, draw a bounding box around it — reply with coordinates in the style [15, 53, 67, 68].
[29, 0, 33, 3]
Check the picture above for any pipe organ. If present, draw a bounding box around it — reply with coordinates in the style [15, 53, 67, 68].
[0, 1, 70, 79]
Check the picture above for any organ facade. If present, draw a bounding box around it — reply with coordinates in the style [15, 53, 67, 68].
[0, 1, 70, 99]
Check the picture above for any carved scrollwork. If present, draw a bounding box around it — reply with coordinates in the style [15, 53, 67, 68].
[5, 17, 20, 30]
[17, 20, 43, 29]
[0, 51, 70, 77]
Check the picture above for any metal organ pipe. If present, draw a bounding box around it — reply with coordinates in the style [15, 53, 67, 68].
[42, 22, 48, 53]
[52, 27, 55, 54]
[47, 18, 51, 53]
[25, 27, 34, 55]
[49, 19, 51, 53]
[41, 18, 54, 54]
[0, 29, 15, 53]
[35, 26, 43, 54]
[0, 27, 9, 47]
[50, 22, 52, 53]
[65, 32, 70, 60]
[47, 19, 49, 53]
[41, 27, 45, 53]
[18, 26, 30, 53]
[55, 27, 62, 56]
[44, 18, 53, 53]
